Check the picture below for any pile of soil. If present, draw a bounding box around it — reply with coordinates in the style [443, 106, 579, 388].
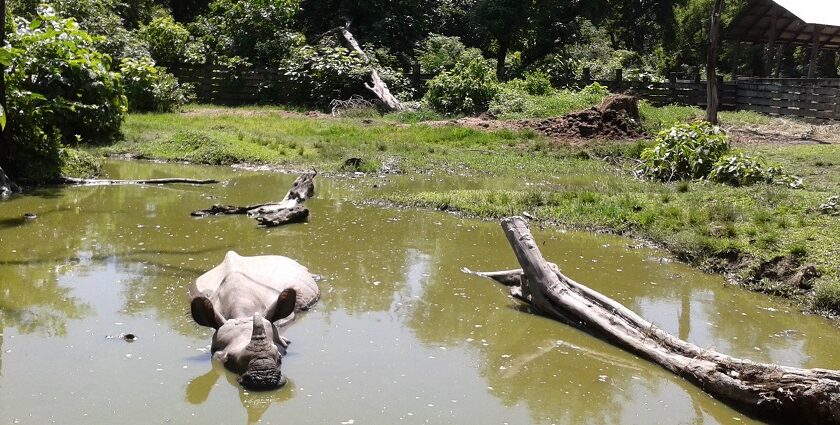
[527, 95, 644, 140]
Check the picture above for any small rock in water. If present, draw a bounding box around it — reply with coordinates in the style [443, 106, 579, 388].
[23, 212, 37, 220]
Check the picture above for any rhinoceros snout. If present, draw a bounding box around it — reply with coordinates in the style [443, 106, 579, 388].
[238, 356, 286, 390]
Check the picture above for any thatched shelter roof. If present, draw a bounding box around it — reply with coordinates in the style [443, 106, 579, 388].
[725, 0, 840, 49]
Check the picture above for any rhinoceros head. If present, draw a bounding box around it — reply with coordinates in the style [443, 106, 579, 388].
[195, 288, 297, 390]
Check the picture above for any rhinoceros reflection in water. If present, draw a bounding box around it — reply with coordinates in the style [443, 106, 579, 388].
[189, 251, 320, 390]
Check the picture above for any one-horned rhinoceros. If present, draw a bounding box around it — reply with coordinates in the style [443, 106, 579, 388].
[189, 251, 320, 390]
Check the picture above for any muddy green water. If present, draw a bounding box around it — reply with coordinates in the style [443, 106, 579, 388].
[1, 161, 838, 425]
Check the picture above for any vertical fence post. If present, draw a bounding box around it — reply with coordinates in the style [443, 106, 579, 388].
[614, 69, 623, 92]
[668, 72, 677, 105]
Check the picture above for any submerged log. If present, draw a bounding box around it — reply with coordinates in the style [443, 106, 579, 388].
[191, 171, 316, 228]
[465, 216, 840, 424]
[62, 177, 218, 186]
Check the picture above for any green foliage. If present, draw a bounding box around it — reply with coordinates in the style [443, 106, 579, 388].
[488, 86, 605, 120]
[708, 151, 802, 188]
[12, 0, 152, 60]
[580, 82, 609, 96]
[280, 45, 369, 107]
[189, 0, 304, 65]
[120, 57, 194, 112]
[707, 151, 771, 187]
[639, 122, 729, 182]
[6, 12, 127, 145]
[566, 19, 659, 81]
[139, 15, 191, 66]
[814, 280, 840, 312]
[519, 71, 553, 96]
[59, 148, 102, 178]
[424, 58, 499, 115]
[415, 34, 485, 75]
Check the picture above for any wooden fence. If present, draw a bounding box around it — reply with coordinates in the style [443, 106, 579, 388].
[173, 64, 840, 122]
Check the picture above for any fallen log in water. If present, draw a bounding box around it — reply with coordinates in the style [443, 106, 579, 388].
[191, 171, 316, 227]
[464, 216, 840, 424]
[62, 177, 218, 185]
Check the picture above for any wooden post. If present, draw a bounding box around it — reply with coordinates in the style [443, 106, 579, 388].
[706, 0, 725, 124]
[731, 41, 740, 80]
[773, 43, 785, 77]
[668, 72, 677, 104]
[808, 25, 823, 78]
[765, 11, 779, 77]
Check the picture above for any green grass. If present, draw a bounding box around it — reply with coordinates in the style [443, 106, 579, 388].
[115, 106, 552, 174]
[112, 105, 840, 315]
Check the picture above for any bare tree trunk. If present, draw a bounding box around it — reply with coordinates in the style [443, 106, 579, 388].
[495, 39, 509, 81]
[706, 0, 725, 124]
[465, 216, 840, 425]
[192, 171, 316, 227]
[336, 26, 404, 112]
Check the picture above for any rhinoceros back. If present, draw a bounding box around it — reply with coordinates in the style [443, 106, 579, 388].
[193, 251, 320, 312]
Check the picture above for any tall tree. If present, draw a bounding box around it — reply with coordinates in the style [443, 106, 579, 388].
[471, 0, 596, 80]
[471, 0, 529, 80]
[706, 0, 724, 124]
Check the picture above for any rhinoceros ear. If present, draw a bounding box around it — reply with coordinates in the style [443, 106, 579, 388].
[266, 288, 297, 323]
[191, 295, 225, 329]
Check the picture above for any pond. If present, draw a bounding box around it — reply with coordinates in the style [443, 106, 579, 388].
[0, 161, 838, 424]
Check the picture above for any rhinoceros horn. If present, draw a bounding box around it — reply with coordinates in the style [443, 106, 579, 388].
[238, 313, 285, 390]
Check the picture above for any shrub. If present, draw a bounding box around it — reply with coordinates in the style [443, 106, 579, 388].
[639, 122, 729, 182]
[6, 12, 127, 145]
[281, 45, 369, 106]
[189, 0, 304, 65]
[415, 34, 485, 75]
[139, 15, 191, 66]
[708, 152, 803, 188]
[580, 82, 610, 97]
[424, 58, 499, 115]
[60, 148, 102, 178]
[707, 151, 770, 186]
[120, 57, 193, 112]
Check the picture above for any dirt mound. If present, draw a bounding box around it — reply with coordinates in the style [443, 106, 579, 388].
[530, 100, 643, 139]
[425, 94, 645, 140]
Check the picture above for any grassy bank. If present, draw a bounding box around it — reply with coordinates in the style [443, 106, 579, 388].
[111, 105, 840, 315]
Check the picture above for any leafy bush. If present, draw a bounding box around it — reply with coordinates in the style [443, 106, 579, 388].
[189, 0, 304, 65]
[6, 12, 127, 145]
[281, 45, 369, 106]
[139, 15, 191, 66]
[415, 34, 485, 75]
[424, 58, 499, 115]
[0, 11, 127, 183]
[509, 71, 553, 96]
[707, 151, 770, 186]
[60, 148, 102, 178]
[580, 82, 609, 97]
[12, 0, 152, 60]
[279, 43, 412, 108]
[639, 122, 729, 182]
[120, 57, 193, 112]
